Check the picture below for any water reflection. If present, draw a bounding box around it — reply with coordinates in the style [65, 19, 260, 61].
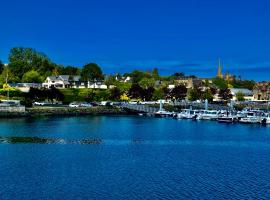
[0, 136, 103, 144]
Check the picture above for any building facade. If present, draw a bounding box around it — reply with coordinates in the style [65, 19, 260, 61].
[253, 82, 270, 100]
[42, 75, 107, 89]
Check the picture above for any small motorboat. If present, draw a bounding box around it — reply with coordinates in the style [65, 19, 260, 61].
[261, 113, 270, 125]
[177, 109, 197, 120]
[154, 110, 173, 118]
[197, 110, 220, 121]
[217, 115, 237, 123]
[239, 111, 262, 124]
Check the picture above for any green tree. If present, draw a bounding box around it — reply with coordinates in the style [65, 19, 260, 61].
[0, 60, 4, 74]
[22, 70, 42, 83]
[61, 66, 81, 75]
[105, 75, 117, 86]
[202, 89, 214, 102]
[218, 88, 233, 101]
[81, 63, 103, 81]
[152, 88, 165, 100]
[152, 68, 159, 80]
[142, 86, 155, 101]
[188, 87, 202, 101]
[8, 47, 54, 80]
[109, 87, 122, 100]
[212, 77, 228, 89]
[128, 83, 144, 99]
[139, 77, 155, 89]
[0, 65, 18, 83]
[129, 70, 145, 83]
[170, 85, 187, 100]
[236, 91, 245, 101]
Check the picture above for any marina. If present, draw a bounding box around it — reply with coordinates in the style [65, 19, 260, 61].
[131, 100, 270, 125]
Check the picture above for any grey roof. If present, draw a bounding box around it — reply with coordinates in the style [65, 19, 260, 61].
[48, 75, 81, 82]
[230, 88, 253, 96]
[59, 75, 70, 81]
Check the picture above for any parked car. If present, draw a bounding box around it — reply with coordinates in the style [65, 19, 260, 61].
[129, 100, 139, 105]
[80, 102, 92, 107]
[69, 102, 80, 108]
[100, 101, 113, 106]
[33, 102, 45, 106]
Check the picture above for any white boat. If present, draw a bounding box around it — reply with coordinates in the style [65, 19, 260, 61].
[197, 110, 220, 120]
[154, 110, 173, 118]
[239, 111, 262, 124]
[154, 99, 172, 118]
[217, 114, 238, 123]
[261, 113, 270, 124]
[177, 109, 197, 119]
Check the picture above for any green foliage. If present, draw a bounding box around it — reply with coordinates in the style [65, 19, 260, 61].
[152, 68, 159, 80]
[60, 88, 110, 104]
[0, 88, 23, 98]
[0, 60, 4, 74]
[114, 82, 132, 93]
[105, 75, 117, 86]
[152, 88, 165, 100]
[212, 77, 228, 89]
[218, 88, 233, 101]
[26, 87, 64, 103]
[129, 70, 145, 83]
[60, 66, 81, 75]
[236, 91, 245, 101]
[61, 88, 89, 103]
[109, 87, 122, 100]
[202, 89, 214, 102]
[231, 79, 256, 90]
[139, 77, 155, 89]
[22, 70, 42, 83]
[0, 65, 18, 83]
[128, 83, 144, 99]
[188, 87, 202, 101]
[81, 63, 103, 81]
[142, 86, 155, 101]
[8, 47, 54, 80]
[170, 85, 187, 100]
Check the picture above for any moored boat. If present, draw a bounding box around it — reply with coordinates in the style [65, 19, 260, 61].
[154, 110, 173, 118]
[239, 111, 262, 124]
[217, 115, 237, 123]
[177, 109, 197, 120]
[197, 110, 220, 120]
[261, 113, 270, 125]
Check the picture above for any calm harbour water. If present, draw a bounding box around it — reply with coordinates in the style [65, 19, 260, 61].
[0, 115, 270, 199]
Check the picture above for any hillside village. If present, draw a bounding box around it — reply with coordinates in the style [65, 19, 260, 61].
[0, 47, 269, 106]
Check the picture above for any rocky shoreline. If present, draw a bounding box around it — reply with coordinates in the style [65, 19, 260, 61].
[0, 106, 128, 118]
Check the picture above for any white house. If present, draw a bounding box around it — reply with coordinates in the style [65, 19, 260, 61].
[42, 75, 72, 89]
[115, 76, 131, 83]
[42, 75, 107, 89]
[229, 88, 254, 101]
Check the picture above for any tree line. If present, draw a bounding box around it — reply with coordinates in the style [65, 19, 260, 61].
[0, 47, 104, 84]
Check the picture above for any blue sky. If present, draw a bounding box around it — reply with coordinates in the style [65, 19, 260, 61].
[0, 0, 270, 80]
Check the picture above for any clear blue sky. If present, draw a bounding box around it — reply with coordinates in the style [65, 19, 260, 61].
[1, 0, 270, 80]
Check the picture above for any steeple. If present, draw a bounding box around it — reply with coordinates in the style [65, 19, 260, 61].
[217, 58, 223, 78]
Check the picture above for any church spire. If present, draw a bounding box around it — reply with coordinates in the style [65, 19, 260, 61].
[217, 58, 223, 78]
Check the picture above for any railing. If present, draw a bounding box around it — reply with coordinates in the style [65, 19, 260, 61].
[121, 104, 159, 113]
[0, 106, 25, 113]
[171, 101, 228, 110]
